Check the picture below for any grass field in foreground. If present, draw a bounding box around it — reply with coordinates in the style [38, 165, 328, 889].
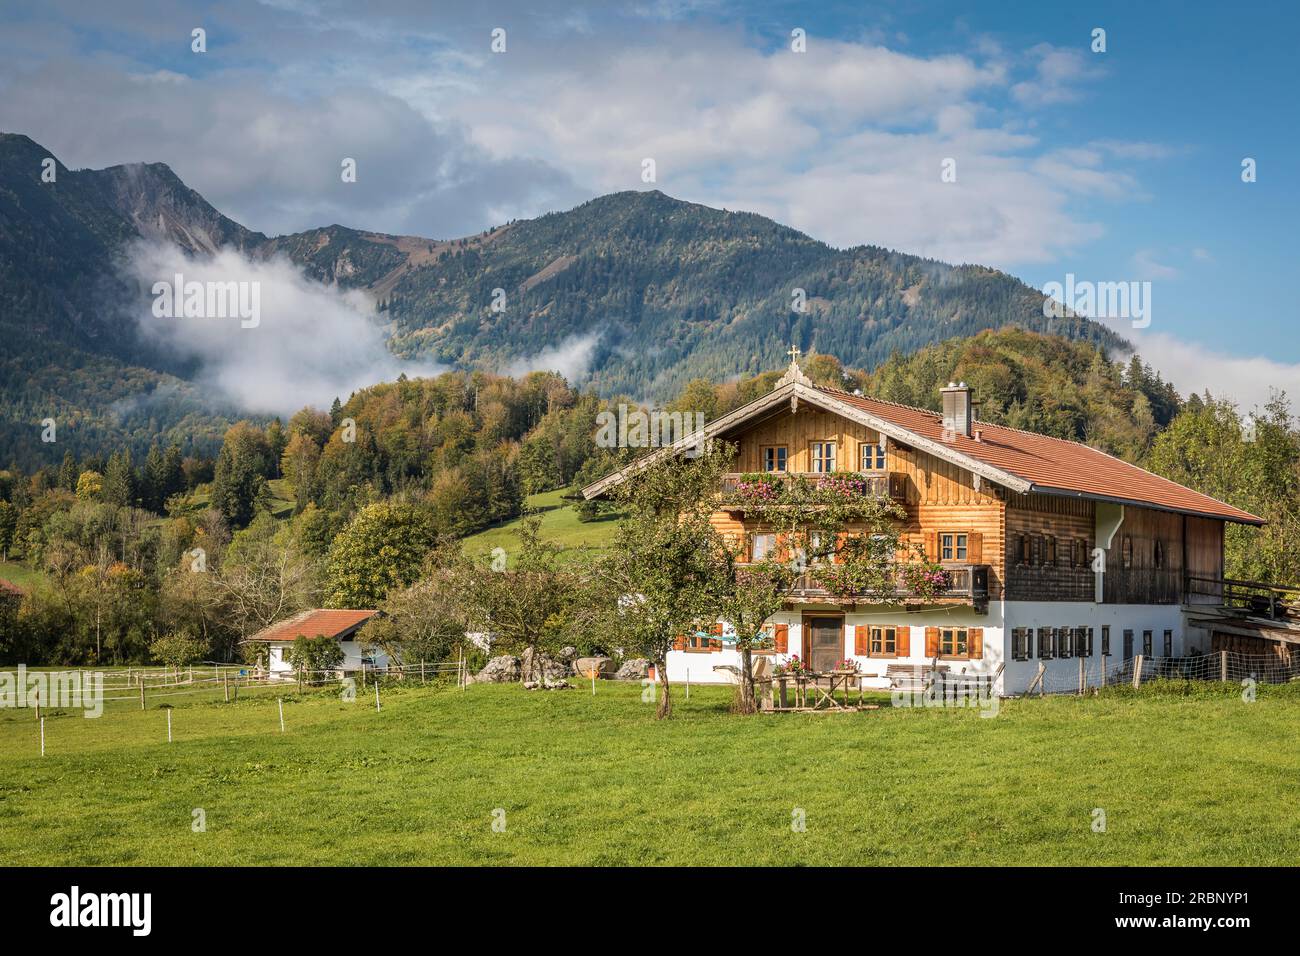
[1, 680, 1298, 866]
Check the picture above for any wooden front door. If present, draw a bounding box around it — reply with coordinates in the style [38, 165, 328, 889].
[805, 616, 843, 672]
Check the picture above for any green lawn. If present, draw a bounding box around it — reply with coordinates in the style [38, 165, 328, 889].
[1, 678, 1297, 865]
[461, 489, 620, 561]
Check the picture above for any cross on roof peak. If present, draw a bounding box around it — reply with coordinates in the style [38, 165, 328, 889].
[787, 345, 802, 363]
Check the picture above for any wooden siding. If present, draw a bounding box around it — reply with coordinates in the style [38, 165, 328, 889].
[711, 403, 1228, 607]
[1185, 516, 1225, 604]
[728, 407, 882, 473]
[1104, 506, 1184, 605]
[1004, 493, 1096, 601]
[718, 405, 1006, 599]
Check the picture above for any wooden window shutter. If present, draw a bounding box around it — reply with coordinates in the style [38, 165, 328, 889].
[967, 531, 983, 563]
[775, 534, 790, 563]
[969, 627, 983, 659]
[834, 532, 847, 564]
[773, 624, 789, 653]
[854, 625, 867, 655]
[924, 530, 939, 561]
[925, 626, 940, 658]
[673, 633, 686, 651]
[896, 626, 910, 657]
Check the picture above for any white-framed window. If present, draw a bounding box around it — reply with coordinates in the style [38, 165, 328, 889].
[811, 441, 837, 472]
[860, 442, 886, 471]
[940, 532, 968, 561]
[751, 533, 776, 561]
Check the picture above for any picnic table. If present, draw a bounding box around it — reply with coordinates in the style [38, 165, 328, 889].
[762, 669, 868, 711]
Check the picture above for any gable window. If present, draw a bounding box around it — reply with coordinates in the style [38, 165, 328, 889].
[762, 445, 788, 473]
[751, 533, 776, 562]
[939, 627, 969, 658]
[1163, 629, 1173, 657]
[1012, 628, 1032, 661]
[1142, 630, 1153, 656]
[1037, 627, 1054, 660]
[869, 626, 897, 657]
[860, 441, 886, 471]
[811, 441, 837, 473]
[940, 532, 968, 561]
[1101, 626, 1111, 657]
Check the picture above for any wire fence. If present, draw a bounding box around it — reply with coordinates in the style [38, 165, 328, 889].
[1024, 650, 1300, 696]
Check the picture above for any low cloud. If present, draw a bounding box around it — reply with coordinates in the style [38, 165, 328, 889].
[503, 332, 601, 383]
[125, 242, 443, 417]
[1122, 330, 1300, 412]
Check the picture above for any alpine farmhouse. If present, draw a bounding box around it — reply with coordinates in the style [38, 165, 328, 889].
[582, 356, 1265, 696]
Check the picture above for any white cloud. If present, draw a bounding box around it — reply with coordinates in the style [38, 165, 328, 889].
[503, 332, 601, 383]
[125, 242, 443, 416]
[1132, 249, 1180, 280]
[1123, 331, 1300, 412]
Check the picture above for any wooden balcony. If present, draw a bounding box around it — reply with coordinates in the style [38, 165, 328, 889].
[784, 562, 990, 610]
[718, 471, 907, 515]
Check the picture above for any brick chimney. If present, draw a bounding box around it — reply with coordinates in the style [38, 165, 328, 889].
[941, 382, 973, 438]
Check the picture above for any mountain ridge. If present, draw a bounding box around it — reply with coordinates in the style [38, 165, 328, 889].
[0, 131, 1124, 466]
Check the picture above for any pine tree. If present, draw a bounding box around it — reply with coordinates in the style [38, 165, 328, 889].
[101, 450, 135, 508]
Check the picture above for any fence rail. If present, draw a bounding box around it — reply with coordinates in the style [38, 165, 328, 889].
[1022, 649, 1300, 696]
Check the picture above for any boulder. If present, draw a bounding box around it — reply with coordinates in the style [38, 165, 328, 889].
[521, 647, 570, 682]
[574, 656, 616, 679]
[614, 658, 650, 681]
[473, 655, 521, 684]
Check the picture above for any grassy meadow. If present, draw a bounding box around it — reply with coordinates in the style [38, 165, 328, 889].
[1, 677, 1297, 866]
[461, 489, 620, 561]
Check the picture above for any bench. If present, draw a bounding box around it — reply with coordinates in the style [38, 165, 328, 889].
[886, 663, 949, 691]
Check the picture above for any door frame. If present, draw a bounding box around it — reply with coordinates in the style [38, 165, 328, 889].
[801, 612, 845, 672]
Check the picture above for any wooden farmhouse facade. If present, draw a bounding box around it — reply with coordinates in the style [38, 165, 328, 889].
[583, 356, 1265, 696]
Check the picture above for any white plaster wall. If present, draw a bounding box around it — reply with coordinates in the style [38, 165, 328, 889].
[999, 600, 1188, 695]
[662, 606, 1004, 691]
[266, 641, 389, 676]
[659, 600, 1208, 696]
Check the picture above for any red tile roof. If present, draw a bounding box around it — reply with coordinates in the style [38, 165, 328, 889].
[0, 579, 24, 598]
[246, 609, 379, 643]
[818, 386, 1264, 525]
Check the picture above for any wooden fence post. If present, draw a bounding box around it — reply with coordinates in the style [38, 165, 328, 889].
[1220, 650, 1229, 682]
[139, 675, 146, 711]
[1078, 656, 1085, 695]
[420, 660, 426, 684]
[1132, 655, 1144, 689]
[223, 676, 229, 703]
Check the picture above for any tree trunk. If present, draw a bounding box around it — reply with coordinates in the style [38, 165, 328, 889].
[737, 646, 757, 714]
[655, 655, 672, 719]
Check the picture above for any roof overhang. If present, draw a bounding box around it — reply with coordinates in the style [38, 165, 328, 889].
[1025, 484, 1266, 526]
[581, 382, 1033, 499]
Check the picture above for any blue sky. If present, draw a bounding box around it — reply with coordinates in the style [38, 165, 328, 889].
[0, 0, 1296, 404]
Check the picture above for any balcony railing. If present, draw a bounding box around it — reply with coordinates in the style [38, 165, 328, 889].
[718, 471, 907, 510]
[784, 563, 989, 607]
